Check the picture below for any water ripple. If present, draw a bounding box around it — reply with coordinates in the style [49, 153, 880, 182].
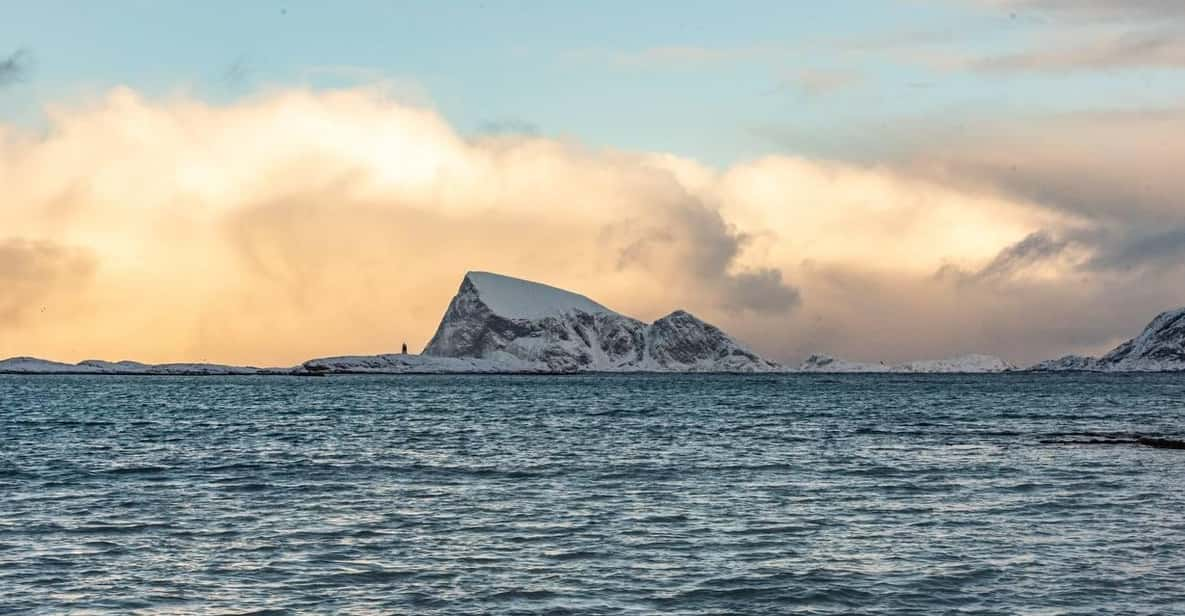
[1, 373, 1183, 614]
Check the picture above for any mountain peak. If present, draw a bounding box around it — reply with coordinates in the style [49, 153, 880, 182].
[422, 271, 779, 372]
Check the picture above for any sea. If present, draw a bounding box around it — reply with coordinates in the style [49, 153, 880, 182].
[2, 373, 1183, 615]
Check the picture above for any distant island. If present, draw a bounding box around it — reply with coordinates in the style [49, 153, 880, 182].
[3, 271, 1184, 374]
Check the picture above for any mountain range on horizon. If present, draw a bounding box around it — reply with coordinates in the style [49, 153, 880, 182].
[2, 271, 1184, 374]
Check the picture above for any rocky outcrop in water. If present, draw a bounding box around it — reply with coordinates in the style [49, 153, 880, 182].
[1038, 432, 1185, 450]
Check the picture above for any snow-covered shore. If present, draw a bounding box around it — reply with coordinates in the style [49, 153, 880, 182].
[797, 353, 1016, 373]
[0, 357, 266, 375]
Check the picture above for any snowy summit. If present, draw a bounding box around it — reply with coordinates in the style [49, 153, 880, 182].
[463, 271, 614, 320]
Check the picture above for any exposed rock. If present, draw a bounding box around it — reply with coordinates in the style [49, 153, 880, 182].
[1030, 355, 1101, 372]
[1039, 432, 1185, 450]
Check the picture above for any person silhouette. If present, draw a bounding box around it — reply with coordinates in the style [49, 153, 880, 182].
[401, 342, 408, 354]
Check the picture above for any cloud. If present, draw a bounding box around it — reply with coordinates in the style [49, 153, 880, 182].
[938, 230, 1070, 282]
[975, 230, 1068, 277]
[724, 269, 801, 314]
[902, 105, 1185, 237]
[971, 29, 1185, 73]
[982, 0, 1185, 22]
[0, 238, 96, 328]
[2, 85, 1181, 367]
[884, 5, 1185, 76]
[775, 69, 863, 98]
[0, 49, 31, 87]
[1085, 225, 1185, 272]
[0, 87, 815, 363]
[749, 96, 1185, 362]
[826, 102, 1185, 362]
[780, 258, 1185, 367]
[605, 198, 800, 314]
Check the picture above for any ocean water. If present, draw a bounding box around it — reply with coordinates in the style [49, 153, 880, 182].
[2, 374, 1184, 615]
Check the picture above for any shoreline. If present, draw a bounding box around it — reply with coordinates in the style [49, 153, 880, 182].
[1, 369, 1177, 376]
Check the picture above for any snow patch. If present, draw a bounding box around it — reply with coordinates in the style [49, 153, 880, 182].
[899, 354, 1016, 373]
[465, 271, 614, 320]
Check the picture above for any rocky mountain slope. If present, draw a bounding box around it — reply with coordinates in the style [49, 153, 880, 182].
[1032, 307, 1185, 372]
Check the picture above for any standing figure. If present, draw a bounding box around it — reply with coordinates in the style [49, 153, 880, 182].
[401, 342, 408, 354]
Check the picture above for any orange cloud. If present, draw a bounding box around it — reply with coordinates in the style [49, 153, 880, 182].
[0, 86, 1133, 366]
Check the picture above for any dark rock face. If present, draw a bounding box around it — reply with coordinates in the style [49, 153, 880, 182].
[1098, 308, 1185, 368]
[647, 310, 767, 370]
[422, 273, 779, 372]
[423, 277, 537, 358]
[1031, 307, 1185, 372]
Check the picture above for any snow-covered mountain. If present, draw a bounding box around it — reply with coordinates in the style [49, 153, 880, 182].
[0, 357, 96, 374]
[418, 271, 779, 372]
[898, 354, 1016, 373]
[1031, 307, 1185, 372]
[0, 357, 262, 375]
[797, 353, 1015, 373]
[797, 354, 892, 373]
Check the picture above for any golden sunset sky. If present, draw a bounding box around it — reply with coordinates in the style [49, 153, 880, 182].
[3, 2, 1184, 366]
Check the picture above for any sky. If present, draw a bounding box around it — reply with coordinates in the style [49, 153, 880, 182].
[2, 0, 1184, 366]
